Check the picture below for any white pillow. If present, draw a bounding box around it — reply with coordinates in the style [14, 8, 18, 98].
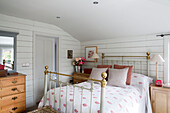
[89, 68, 107, 80]
[108, 68, 129, 87]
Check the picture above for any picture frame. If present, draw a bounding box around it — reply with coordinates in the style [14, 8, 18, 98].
[67, 50, 73, 59]
[85, 46, 98, 62]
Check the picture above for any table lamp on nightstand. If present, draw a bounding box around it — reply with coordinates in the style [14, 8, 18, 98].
[91, 53, 99, 67]
[150, 54, 165, 86]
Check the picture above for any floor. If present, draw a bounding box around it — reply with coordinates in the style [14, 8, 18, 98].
[26, 105, 38, 112]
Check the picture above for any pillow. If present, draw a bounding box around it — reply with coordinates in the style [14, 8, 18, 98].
[114, 64, 133, 85]
[89, 68, 107, 80]
[84, 68, 92, 74]
[108, 68, 129, 87]
[97, 65, 112, 81]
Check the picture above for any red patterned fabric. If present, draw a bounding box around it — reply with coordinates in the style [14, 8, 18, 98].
[84, 68, 92, 74]
[97, 65, 112, 81]
[0, 65, 4, 70]
[114, 64, 133, 85]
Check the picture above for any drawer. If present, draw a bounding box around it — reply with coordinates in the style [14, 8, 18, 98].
[0, 76, 25, 87]
[0, 85, 25, 97]
[0, 93, 25, 107]
[0, 101, 25, 113]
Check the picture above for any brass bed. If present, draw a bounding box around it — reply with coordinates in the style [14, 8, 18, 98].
[29, 52, 151, 113]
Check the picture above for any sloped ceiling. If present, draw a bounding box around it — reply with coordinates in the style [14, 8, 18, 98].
[0, 0, 170, 41]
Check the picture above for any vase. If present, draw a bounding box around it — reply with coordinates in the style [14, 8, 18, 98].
[77, 66, 80, 73]
[74, 66, 78, 72]
[80, 65, 83, 73]
[77, 66, 83, 73]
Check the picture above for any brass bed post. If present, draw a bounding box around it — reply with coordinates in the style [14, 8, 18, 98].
[43, 66, 49, 106]
[100, 72, 107, 113]
[102, 53, 105, 65]
[146, 52, 150, 76]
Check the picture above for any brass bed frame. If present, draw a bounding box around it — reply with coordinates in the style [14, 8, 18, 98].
[102, 52, 151, 76]
[29, 52, 151, 113]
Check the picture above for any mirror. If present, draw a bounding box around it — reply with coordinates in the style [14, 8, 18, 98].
[0, 31, 18, 71]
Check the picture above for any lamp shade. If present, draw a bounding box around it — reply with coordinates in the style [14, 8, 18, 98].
[91, 53, 100, 59]
[150, 54, 165, 63]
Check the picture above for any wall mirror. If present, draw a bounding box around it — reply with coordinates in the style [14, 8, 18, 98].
[0, 31, 18, 71]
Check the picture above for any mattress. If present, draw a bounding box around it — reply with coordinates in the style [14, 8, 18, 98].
[39, 73, 153, 113]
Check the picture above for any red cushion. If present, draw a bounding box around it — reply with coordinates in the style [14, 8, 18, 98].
[97, 65, 112, 81]
[114, 64, 133, 85]
[84, 68, 92, 74]
[0, 65, 4, 70]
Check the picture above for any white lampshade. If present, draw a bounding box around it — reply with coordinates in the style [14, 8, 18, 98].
[150, 54, 165, 63]
[91, 53, 100, 59]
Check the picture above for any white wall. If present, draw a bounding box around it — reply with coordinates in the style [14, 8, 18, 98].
[0, 14, 80, 108]
[81, 35, 164, 81]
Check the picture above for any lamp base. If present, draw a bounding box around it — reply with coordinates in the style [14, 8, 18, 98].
[155, 80, 163, 87]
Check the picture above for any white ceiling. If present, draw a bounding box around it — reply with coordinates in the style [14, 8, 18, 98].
[0, 0, 170, 41]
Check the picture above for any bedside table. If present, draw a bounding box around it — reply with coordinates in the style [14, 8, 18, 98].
[73, 72, 90, 84]
[150, 83, 170, 113]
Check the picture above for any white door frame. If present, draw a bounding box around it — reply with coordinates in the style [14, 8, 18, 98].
[32, 32, 59, 104]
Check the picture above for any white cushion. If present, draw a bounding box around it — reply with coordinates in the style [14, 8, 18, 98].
[89, 68, 107, 80]
[108, 68, 129, 87]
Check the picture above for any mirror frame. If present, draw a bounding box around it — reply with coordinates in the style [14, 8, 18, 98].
[0, 30, 18, 72]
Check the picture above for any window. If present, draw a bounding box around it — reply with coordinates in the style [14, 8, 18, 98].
[0, 31, 18, 71]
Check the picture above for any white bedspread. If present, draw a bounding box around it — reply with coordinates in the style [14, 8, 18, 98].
[39, 73, 153, 113]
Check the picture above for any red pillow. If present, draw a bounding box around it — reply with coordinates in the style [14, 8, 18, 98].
[114, 64, 133, 85]
[84, 68, 92, 74]
[97, 65, 112, 81]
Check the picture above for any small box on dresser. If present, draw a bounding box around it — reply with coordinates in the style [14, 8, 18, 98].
[150, 83, 170, 113]
[0, 74, 26, 113]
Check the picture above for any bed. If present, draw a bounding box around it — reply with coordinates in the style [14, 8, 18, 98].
[36, 52, 153, 113]
[39, 73, 152, 113]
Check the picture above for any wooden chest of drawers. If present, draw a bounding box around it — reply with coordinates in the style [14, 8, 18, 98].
[73, 72, 90, 84]
[150, 84, 170, 113]
[0, 74, 26, 113]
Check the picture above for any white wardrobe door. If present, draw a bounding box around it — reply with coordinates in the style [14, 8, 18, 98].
[34, 36, 55, 103]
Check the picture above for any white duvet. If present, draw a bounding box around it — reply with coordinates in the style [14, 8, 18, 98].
[39, 73, 153, 113]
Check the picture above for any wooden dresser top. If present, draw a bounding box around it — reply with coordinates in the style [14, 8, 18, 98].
[0, 73, 26, 80]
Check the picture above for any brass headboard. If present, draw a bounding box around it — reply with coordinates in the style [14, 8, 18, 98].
[102, 52, 151, 76]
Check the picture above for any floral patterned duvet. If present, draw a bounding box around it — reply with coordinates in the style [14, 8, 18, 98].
[39, 73, 152, 113]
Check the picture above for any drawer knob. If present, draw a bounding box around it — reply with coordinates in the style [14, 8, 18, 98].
[12, 81, 17, 84]
[12, 107, 18, 111]
[11, 88, 17, 91]
[12, 96, 18, 100]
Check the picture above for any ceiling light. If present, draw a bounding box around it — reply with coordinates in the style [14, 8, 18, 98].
[56, 16, 60, 19]
[93, 1, 98, 4]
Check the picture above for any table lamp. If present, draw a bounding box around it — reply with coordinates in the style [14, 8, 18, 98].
[150, 54, 165, 86]
[91, 53, 99, 67]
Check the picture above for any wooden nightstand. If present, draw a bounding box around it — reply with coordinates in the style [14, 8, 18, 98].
[150, 83, 170, 113]
[72, 72, 90, 84]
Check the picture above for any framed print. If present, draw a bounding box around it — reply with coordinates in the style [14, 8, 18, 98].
[67, 50, 73, 59]
[85, 46, 98, 62]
